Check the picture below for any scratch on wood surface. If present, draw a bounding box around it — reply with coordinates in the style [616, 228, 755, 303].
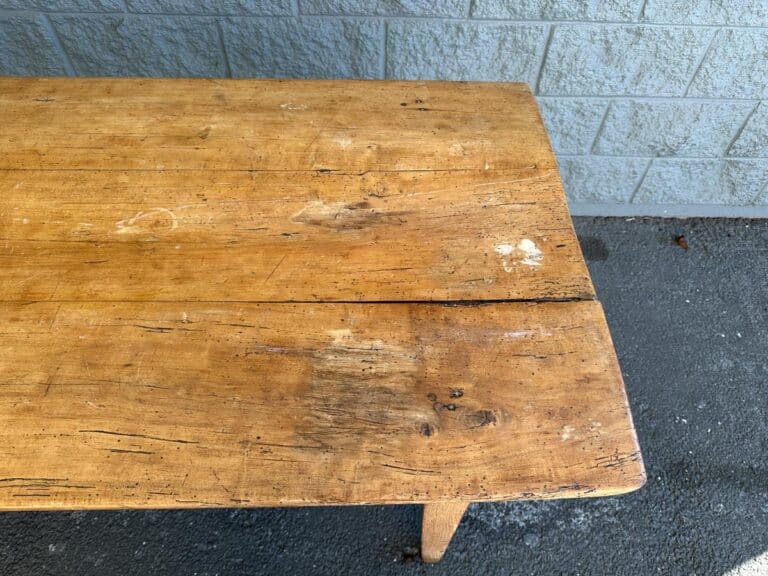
[291, 200, 409, 230]
[263, 255, 287, 284]
[78, 429, 199, 444]
[115, 207, 179, 235]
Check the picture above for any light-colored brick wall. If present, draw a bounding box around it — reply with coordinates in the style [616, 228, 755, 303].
[2, 0, 767, 216]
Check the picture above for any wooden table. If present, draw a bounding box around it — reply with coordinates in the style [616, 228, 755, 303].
[0, 78, 645, 563]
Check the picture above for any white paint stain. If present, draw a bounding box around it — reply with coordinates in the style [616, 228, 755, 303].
[280, 103, 307, 110]
[335, 136, 353, 149]
[518, 239, 543, 267]
[328, 328, 353, 345]
[504, 330, 535, 339]
[560, 425, 576, 441]
[503, 329, 552, 339]
[449, 143, 466, 155]
[494, 239, 544, 272]
[115, 207, 179, 234]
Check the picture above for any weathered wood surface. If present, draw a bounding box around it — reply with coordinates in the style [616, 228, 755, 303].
[0, 301, 643, 510]
[0, 78, 557, 173]
[0, 79, 591, 302]
[0, 78, 644, 515]
[0, 168, 591, 302]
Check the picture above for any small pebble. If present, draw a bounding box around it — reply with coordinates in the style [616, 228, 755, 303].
[523, 533, 540, 548]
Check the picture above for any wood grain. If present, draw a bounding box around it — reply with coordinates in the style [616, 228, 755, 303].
[0, 301, 644, 510]
[0, 78, 556, 173]
[0, 168, 591, 302]
[0, 78, 644, 516]
[0, 78, 590, 302]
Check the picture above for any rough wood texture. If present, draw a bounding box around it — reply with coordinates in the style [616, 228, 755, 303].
[0, 301, 643, 510]
[421, 502, 469, 563]
[0, 79, 592, 302]
[0, 78, 644, 515]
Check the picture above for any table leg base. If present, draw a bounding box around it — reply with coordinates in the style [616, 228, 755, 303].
[420, 502, 468, 563]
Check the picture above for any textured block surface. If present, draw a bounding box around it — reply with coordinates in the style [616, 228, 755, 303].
[641, 0, 768, 25]
[301, 0, 467, 16]
[558, 157, 649, 202]
[125, 0, 293, 14]
[387, 22, 547, 82]
[687, 29, 768, 98]
[593, 100, 755, 157]
[539, 25, 713, 96]
[538, 98, 608, 154]
[51, 15, 226, 77]
[0, 0, 122, 9]
[472, 0, 640, 21]
[729, 103, 768, 158]
[634, 159, 768, 204]
[0, 14, 69, 75]
[223, 18, 382, 78]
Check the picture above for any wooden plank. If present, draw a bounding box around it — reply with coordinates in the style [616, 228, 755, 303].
[0, 301, 644, 511]
[421, 503, 468, 563]
[0, 78, 555, 173]
[0, 167, 592, 302]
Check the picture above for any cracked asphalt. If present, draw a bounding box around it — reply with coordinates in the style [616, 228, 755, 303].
[1, 217, 767, 575]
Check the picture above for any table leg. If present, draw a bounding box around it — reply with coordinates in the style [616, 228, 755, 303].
[420, 502, 468, 563]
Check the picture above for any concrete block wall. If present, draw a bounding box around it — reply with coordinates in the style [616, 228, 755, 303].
[2, 0, 768, 216]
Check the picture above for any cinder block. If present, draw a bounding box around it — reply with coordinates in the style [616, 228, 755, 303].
[729, 103, 768, 157]
[557, 156, 649, 202]
[539, 25, 713, 96]
[593, 100, 755, 157]
[688, 29, 768, 98]
[754, 180, 768, 204]
[50, 15, 227, 77]
[642, 0, 768, 25]
[537, 98, 608, 154]
[0, 0, 122, 10]
[471, 0, 639, 21]
[125, 0, 292, 15]
[634, 159, 768, 204]
[222, 17, 381, 79]
[301, 0, 467, 16]
[386, 21, 547, 82]
[0, 14, 69, 76]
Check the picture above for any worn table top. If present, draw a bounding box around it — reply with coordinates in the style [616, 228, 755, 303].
[0, 78, 644, 510]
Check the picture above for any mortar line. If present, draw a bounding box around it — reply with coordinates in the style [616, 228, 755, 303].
[635, 0, 649, 21]
[556, 153, 768, 160]
[533, 25, 554, 95]
[683, 28, 720, 97]
[6, 9, 768, 28]
[589, 103, 612, 154]
[40, 14, 75, 76]
[752, 178, 768, 204]
[629, 159, 654, 203]
[215, 19, 233, 78]
[380, 19, 388, 79]
[466, 0, 474, 18]
[537, 95, 759, 102]
[724, 101, 760, 156]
